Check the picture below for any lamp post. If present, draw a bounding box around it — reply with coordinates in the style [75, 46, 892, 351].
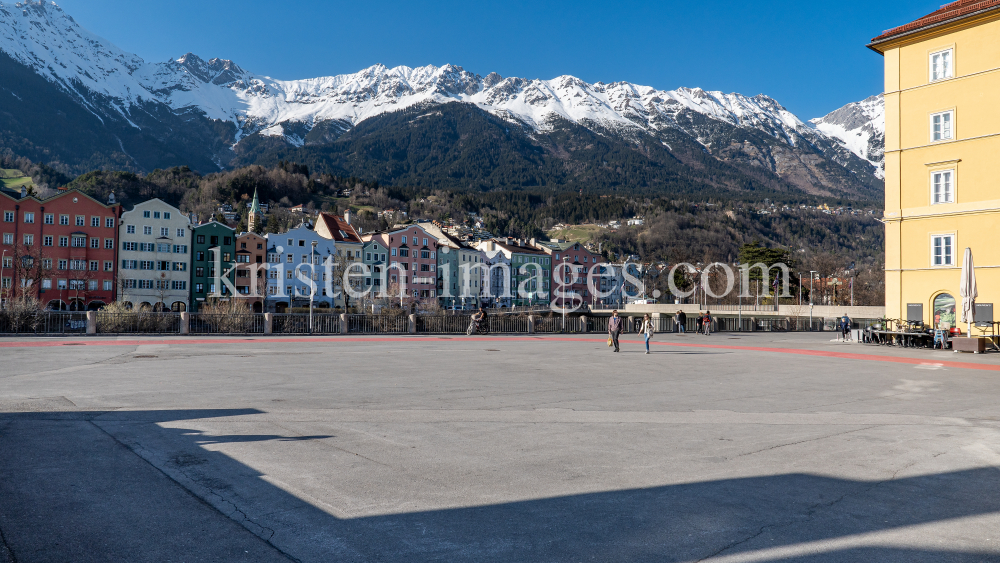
[0, 249, 7, 307]
[310, 241, 317, 334]
[809, 270, 817, 330]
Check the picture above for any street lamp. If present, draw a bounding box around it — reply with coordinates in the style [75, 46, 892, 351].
[310, 241, 317, 334]
[809, 271, 818, 330]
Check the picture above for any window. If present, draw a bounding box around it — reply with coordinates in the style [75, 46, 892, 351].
[43, 235, 53, 246]
[3, 211, 12, 222]
[173, 262, 187, 272]
[122, 241, 137, 251]
[391, 248, 397, 256]
[224, 237, 232, 246]
[286, 254, 293, 263]
[196, 251, 205, 261]
[302, 255, 308, 263]
[143, 210, 151, 218]
[106, 218, 115, 228]
[43, 213, 53, 224]
[105, 238, 114, 249]
[932, 170, 954, 204]
[157, 260, 170, 271]
[104, 261, 113, 271]
[59, 236, 69, 247]
[161, 227, 169, 237]
[930, 49, 953, 81]
[88, 280, 98, 291]
[23, 234, 33, 245]
[157, 243, 171, 252]
[196, 235, 205, 244]
[164, 212, 171, 220]
[58, 259, 67, 270]
[298, 239, 304, 247]
[126, 225, 135, 234]
[70, 259, 86, 270]
[153, 211, 161, 219]
[41, 279, 52, 289]
[931, 111, 953, 142]
[172, 280, 186, 290]
[76, 215, 85, 227]
[91, 216, 100, 227]
[90, 238, 99, 248]
[60, 214, 69, 226]
[400, 249, 409, 257]
[176, 228, 185, 238]
[103, 280, 113, 291]
[210, 236, 219, 245]
[72, 236, 86, 248]
[423, 238, 428, 246]
[173, 245, 187, 253]
[195, 267, 204, 277]
[143, 226, 152, 235]
[195, 283, 204, 293]
[42, 258, 51, 269]
[89, 260, 99, 271]
[222, 253, 231, 262]
[23, 212, 34, 224]
[932, 234, 954, 266]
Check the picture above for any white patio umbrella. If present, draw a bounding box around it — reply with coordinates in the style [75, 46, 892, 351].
[959, 247, 978, 337]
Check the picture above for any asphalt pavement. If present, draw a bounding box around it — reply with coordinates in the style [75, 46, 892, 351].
[2, 332, 1000, 562]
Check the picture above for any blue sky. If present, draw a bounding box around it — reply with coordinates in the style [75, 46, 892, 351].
[54, 0, 936, 118]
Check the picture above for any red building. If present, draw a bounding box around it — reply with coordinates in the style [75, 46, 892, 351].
[1, 189, 121, 310]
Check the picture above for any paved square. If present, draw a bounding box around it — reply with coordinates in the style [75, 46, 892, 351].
[2, 333, 1000, 562]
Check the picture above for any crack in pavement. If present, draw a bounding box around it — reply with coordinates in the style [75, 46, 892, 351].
[731, 425, 878, 460]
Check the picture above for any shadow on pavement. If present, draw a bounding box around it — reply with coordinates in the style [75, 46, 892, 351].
[1, 408, 999, 562]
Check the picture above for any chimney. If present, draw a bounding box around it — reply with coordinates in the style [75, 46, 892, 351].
[344, 209, 351, 225]
[20, 186, 27, 199]
[529, 238, 537, 248]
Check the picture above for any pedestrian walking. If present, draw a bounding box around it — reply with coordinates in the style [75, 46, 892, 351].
[641, 314, 654, 354]
[840, 313, 852, 341]
[703, 310, 713, 336]
[608, 310, 624, 352]
[696, 312, 704, 334]
[677, 310, 687, 334]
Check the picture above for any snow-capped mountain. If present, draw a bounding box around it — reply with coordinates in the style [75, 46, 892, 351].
[811, 95, 885, 179]
[0, 1, 885, 198]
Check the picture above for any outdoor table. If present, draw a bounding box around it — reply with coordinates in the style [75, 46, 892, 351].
[868, 330, 933, 348]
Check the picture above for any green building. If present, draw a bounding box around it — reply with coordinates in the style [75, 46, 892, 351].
[189, 221, 236, 312]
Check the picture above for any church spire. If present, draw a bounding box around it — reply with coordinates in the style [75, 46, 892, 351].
[248, 188, 262, 232]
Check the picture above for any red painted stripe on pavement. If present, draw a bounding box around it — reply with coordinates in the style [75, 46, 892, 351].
[0, 335, 996, 372]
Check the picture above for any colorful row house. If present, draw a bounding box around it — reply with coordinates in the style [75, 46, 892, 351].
[1, 188, 120, 311]
[118, 199, 192, 311]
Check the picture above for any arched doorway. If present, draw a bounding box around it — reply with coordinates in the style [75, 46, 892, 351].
[68, 299, 85, 311]
[171, 302, 186, 312]
[47, 299, 67, 311]
[153, 302, 167, 312]
[120, 301, 134, 311]
[87, 301, 106, 311]
[275, 302, 288, 313]
[252, 302, 263, 313]
[138, 302, 152, 311]
[934, 293, 957, 329]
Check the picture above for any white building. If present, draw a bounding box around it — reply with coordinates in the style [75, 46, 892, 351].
[421, 223, 485, 309]
[118, 199, 192, 311]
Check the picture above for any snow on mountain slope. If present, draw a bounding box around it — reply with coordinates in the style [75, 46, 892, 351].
[811, 95, 885, 178]
[0, 0, 884, 191]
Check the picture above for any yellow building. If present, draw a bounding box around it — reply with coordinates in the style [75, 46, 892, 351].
[870, 0, 1000, 332]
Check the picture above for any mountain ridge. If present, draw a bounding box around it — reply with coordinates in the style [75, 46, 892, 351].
[0, 1, 885, 200]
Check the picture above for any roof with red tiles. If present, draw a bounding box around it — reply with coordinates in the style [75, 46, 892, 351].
[871, 0, 1000, 46]
[315, 212, 362, 244]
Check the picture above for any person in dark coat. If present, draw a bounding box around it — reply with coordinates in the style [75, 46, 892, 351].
[677, 310, 687, 334]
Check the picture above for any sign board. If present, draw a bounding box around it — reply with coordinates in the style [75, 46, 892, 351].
[907, 303, 924, 323]
[975, 303, 994, 326]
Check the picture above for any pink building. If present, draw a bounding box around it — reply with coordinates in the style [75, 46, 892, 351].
[365, 224, 439, 301]
[533, 240, 607, 309]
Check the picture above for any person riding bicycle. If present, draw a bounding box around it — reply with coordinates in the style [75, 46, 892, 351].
[467, 307, 487, 335]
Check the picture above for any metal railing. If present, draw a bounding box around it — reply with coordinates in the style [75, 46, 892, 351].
[534, 316, 581, 333]
[97, 312, 180, 334]
[417, 315, 473, 333]
[488, 316, 530, 333]
[0, 312, 88, 334]
[347, 314, 408, 333]
[189, 313, 265, 334]
[272, 314, 341, 334]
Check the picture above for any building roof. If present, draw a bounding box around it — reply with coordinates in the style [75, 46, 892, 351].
[490, 239, 547, 255]
[870, 0, 1000, 46]
[249, 188, 261, 215]
[315, 212, 362, 244]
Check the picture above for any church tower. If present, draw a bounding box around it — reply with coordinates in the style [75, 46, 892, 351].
[248, 188, 262, 232]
